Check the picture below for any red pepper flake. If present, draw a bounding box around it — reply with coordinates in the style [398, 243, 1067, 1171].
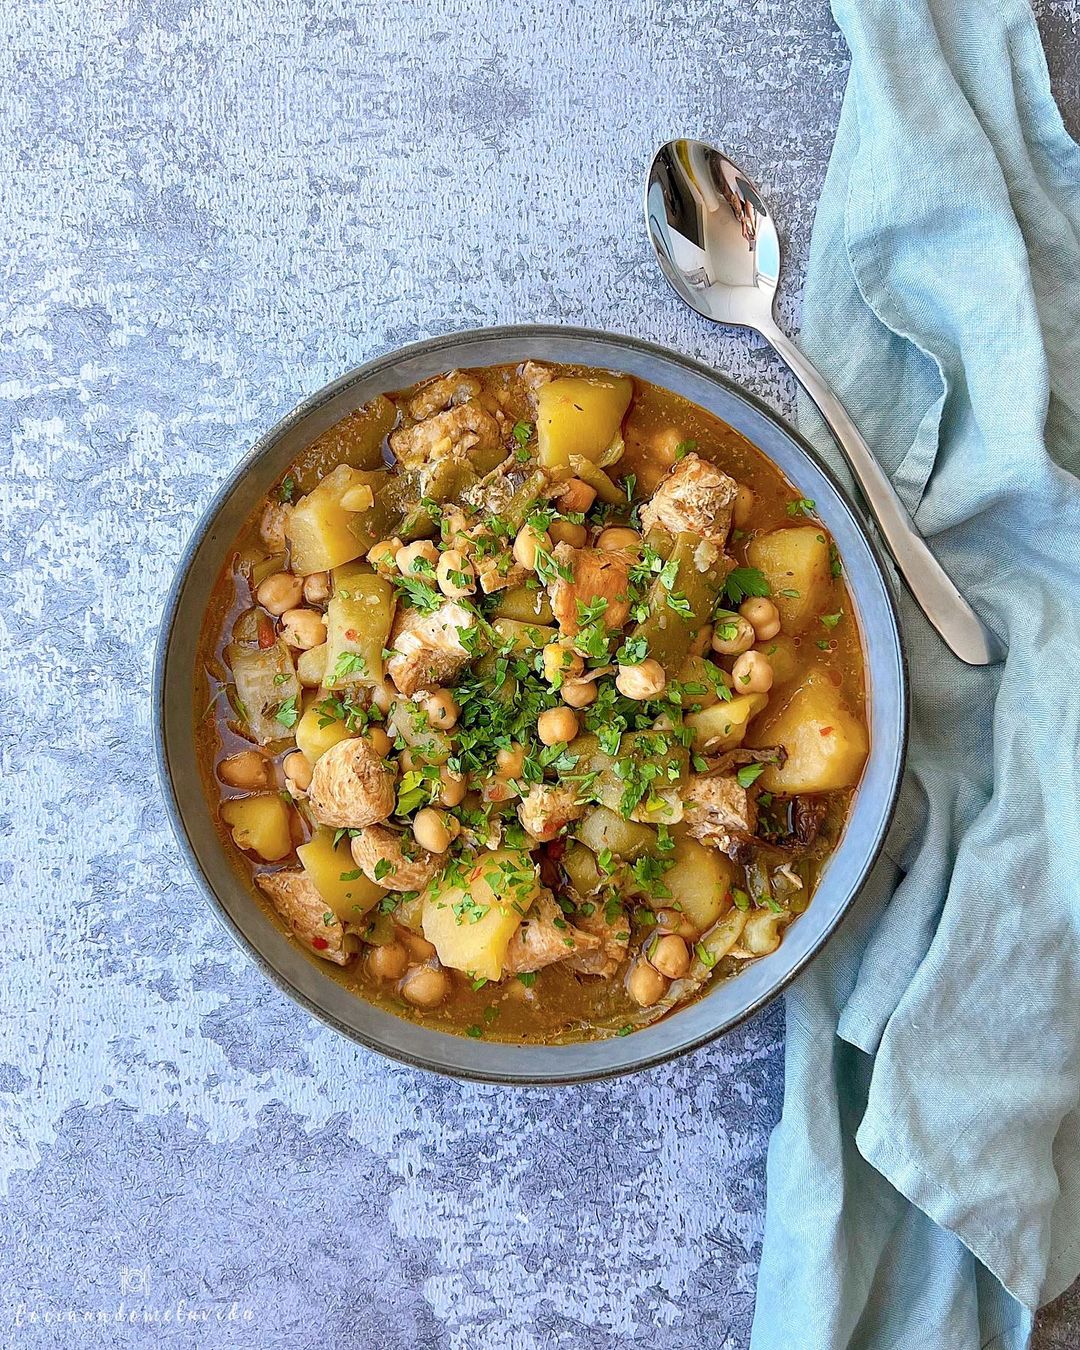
[311, 936, 329, 950]
[547, 837, 567, 862]
[345, 628, 358, 641]
[257, 614, 275, 648]
[820, 726, 834, 736]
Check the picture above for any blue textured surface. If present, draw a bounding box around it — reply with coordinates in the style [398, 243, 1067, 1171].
[1, 2, 1077, 1345]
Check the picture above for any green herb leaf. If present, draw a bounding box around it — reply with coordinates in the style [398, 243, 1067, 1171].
[722, 567, 770, 606]
[274, 695, 300, 729]
[735, 762, 767, 789]
[786, 497, 816, 517]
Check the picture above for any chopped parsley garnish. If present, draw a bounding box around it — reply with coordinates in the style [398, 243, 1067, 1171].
[373, 859, 394, 881]
[393, 575, 442, 615]
[512, 420, 533, 449]
[786, 497, 816, 517]
[332, 651, 368, 682]
[721, 567, 770, 606]
[820, 611, 843, 629]
[674, 438, 697, 459]
[274, 695, 300, 729]
[279, 476, 296, 503]
[735, 762, 767, 789]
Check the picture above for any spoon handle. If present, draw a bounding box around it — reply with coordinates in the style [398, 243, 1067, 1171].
[761, 320, 1004, 666]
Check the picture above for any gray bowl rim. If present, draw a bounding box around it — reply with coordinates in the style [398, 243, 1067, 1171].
[154, 323, 908, 1085]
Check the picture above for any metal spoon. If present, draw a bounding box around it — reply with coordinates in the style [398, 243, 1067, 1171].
[645, 138, 1003, 666]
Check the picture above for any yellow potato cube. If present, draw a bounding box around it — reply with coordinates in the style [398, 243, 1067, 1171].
[685, 693, 769, 753]
[294, 703, 352, 764]
[753, 671, 869, 794]
[422, 848, 540, 981]
[287, 465, 396, 574]
[221, 794, 293, 862]
[297, 828, 385, 922]
[535, 375, 632, 469]
[661, 831, 737, 933]
[747, 526, 833, 634]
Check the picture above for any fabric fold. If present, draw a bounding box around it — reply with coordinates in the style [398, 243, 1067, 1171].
[750, 2, 1080, 1347]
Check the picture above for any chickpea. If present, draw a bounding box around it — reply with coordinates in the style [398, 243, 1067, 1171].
[542, 642, 584, 686]
[218, 750, 270, 789]
[435, 765, 467, 807]
[597, 526, 640, 553]
[396, 539, 439, 579]
[616, 659, 667, 701]
[371, 680, 394, 715]
[436, 548, 476, 599]
[549, 519, 587, 549]
[413, 807, 452, 853]
[302, 571, 330, 605]
[367, 727, 392, 757]
[562, 677, 598, 709]
[731, 649, 774, 694]
[401, 964, 449, 1007]
[711, 614, 756, 656]
[340, 482, 375, 512]
[656, 907, 699, 941]
[256, 571, 304, 616]
[690, 625, 713, 657]
[732, 483, 755, 529]
[495, 743, 526, 779]
[557, 478, 597, 514]
[368, 537, 403, 573]
[650, 933, 691, 979]
[740, 596, 781, 641]
[512, 523, 552, 572]
[627, 959, 669, 1008]
[282, 751, 313, 792]
[400, 930, 437, 961]
[537, 707, 579, 746]
[398, 748, 418, 774]
[280, 607, 327, 650]
[420, 688, 459, 731]
[368, 941, 408, 981]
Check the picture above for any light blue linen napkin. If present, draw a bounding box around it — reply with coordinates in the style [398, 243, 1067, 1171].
[749, 2, 1080, 1347]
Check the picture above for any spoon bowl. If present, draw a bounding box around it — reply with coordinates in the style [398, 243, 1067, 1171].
[646, 138, 1004, 666]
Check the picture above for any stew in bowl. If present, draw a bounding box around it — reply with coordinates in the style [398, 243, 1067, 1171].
[194, 358, 870, 1045]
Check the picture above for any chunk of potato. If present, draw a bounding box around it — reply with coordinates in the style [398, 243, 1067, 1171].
[422, 849, 540, 981]
[760, 633, 801, 686]
[286, 465, 396, 574]
[221, 794, 293, 862]
[296, 642, 328, 687]
[752, 670, 868, 793]
[661, 830, 736, 933]
[489, 584, 554, 625]
[297, 828, 385, 922]
[324, 566, 396, 688]
[535, 375, 633, 469]
[746, 526, 833, 634]
[576, 806, 656, 861]
[295, 703, 352, 764]
[685, 693, 769, 753]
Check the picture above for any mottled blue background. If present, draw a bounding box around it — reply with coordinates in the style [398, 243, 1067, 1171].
[2, 2, 1078, 1345]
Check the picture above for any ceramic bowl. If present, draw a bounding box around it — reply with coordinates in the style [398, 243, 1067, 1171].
[155, 325, 906, 1083]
